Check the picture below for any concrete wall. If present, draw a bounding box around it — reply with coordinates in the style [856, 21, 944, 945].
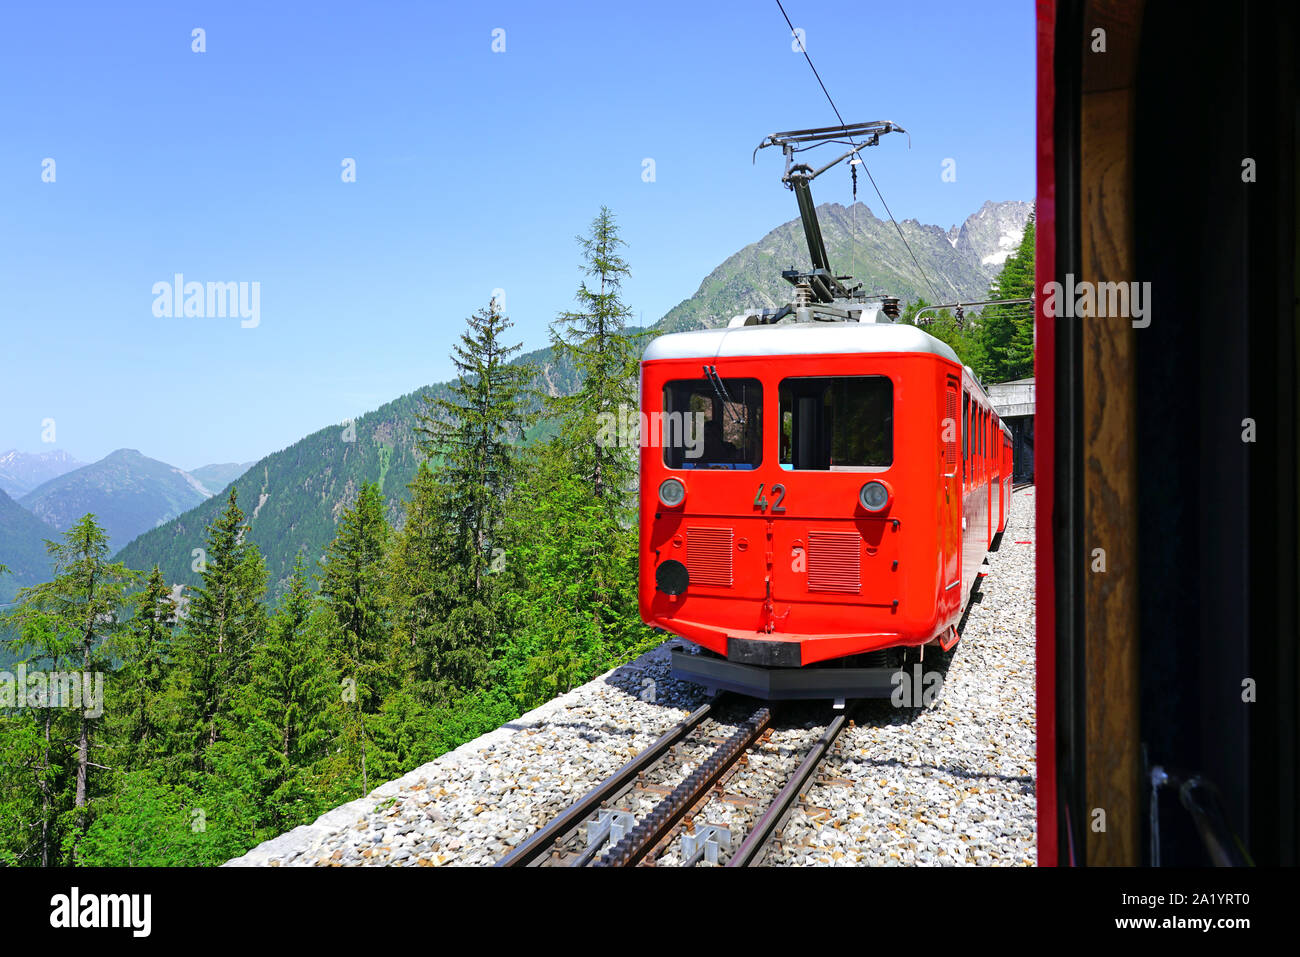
[989, 379, 1035, 482]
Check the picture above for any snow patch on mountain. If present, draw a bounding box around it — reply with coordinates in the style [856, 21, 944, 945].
[949, 201, 1034, 279]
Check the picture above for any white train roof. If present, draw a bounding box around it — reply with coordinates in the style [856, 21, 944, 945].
[641, 321, 962, 365]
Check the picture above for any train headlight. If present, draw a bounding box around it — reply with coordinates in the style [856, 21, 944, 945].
[658, 478, 686, 508]
[859, 480, 891, 512]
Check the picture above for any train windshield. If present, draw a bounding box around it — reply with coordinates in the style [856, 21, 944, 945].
[778, 376, 893, 470]
[662, 377, 763, 469]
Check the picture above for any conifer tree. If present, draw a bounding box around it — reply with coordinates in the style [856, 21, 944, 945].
[974, 212, 1036, 382]
[170, 488, 267, 773]
[548, 206, 638, 507]
[999, 215, 1037, 379]
[320, 483, 391, 712]
[415, 299, 534, 593]
[107, 565, 174, 773]
[317, 484, 394, 797]
[4, 514, 135, 860]
[499, 208, 652, 707]
[502, 441, 646, 709]
[387, 464, 478, 703]
[216, 554, 337, 834]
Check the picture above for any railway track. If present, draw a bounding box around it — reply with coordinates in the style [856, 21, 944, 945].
[496, 696, 853, 867]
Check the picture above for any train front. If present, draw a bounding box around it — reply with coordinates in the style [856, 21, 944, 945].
[637, 324, 949, 701]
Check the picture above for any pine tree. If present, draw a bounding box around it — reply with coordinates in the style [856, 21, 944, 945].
[318, 482, 393, 794]
[501, 441, 648, 709]
[999, 216, 1037, 379]
[974, 212, 1036, 382]
[320, 483, 391, 712]
[387, 464, 479, 704]
[415, 299, 535, 593]
[488, 209, 650, 707]
[169, 488, 267, 773]
[4, 514, 135, 862]
[215, 555, 338, 835]
[106, 565, 174, 773]
[548, 206, 638, 507]
[497, 209, 652, 707]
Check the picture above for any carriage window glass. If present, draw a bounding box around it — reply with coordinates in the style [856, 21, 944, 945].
[778, 376, 892, 470]
[962, 391, 970, 478]
[662, 377, 762, 469]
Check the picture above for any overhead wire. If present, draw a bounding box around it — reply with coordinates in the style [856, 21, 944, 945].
[773, 0, 944, 303]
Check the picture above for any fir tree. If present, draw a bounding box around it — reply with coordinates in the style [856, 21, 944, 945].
[169, 489, 267, 773]
[547, 206, 638, 507]
[320, 483, 392, 712]
[4, 514, 135, 861]
[974, 212, 1036, 382]
[216, 555, 338, 834]
[107, 565, 174, 773]
[415, 299, 535, 593]
[497, 209, 653, 707]
[319, 483, 393, 794]
[387, 464, 481, 704]
[501, 441, 649, 709]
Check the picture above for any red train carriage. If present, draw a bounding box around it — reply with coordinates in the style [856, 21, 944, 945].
[637, 319, 1011, 700]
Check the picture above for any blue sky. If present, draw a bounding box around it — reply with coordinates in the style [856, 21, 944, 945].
[0, 0, 1033, 470]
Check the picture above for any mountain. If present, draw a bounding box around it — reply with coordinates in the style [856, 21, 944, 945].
[189, 462, 256, 496]
[655, 200, 1030, 334]
[18, 449, 210, 553]
[947, 200, 1035, 273]
[0, 487, 57, 605]
[0, 449, 83, 498]
[115, 392, 436, 598]
[116, 199, 1029, 599]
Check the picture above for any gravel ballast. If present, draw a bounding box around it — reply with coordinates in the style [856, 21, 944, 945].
[226, 486, 1037, 867]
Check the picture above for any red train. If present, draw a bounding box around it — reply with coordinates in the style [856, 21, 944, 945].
[637, 319, 1012, 700]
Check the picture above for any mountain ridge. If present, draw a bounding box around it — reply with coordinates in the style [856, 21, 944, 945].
[18, 449, 211, 554]
[106, 199, 1030, 597]
[0, 488, 57, 604]
[0, 449, 83, 498]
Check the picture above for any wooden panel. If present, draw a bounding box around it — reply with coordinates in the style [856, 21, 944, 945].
[1080, 0, 1143, 865]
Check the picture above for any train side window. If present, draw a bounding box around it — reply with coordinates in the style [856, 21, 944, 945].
[944, 387, 958, 473]
[962, 391, 970, 482]
[662, 377, 763, 469]
[778, 375, 892, 470]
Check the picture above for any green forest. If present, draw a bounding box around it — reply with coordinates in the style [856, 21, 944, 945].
[0, 208, 655, 866]
[0, 207, 1035, 867]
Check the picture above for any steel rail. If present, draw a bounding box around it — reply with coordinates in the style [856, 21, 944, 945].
[726, 712, 849, 867]
[495, 696, 718, 867]
[595, 707, 773, 867]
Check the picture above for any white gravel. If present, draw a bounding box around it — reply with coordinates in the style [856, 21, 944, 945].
[226, 486, 1036, 867]
[769, 485, 1037, 865]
